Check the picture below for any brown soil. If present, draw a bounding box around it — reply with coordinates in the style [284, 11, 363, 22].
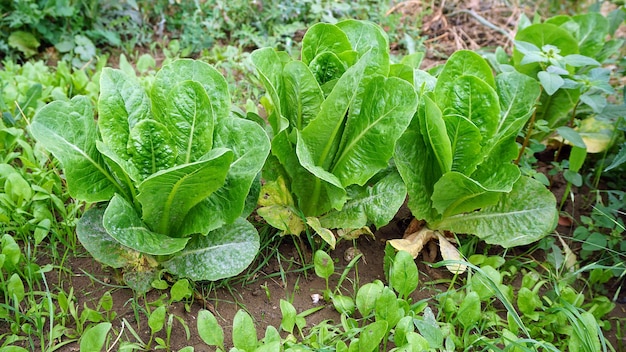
[17, 195, 621, 351]
[35, 210, 457, 351]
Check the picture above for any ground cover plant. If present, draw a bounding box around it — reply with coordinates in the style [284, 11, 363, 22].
[1, 1, 625, 351]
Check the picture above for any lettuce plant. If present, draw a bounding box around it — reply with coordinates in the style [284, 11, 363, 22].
[394, 50, 558, 248]
[29, 60, 270, 290]
[251, 20, 418, 248]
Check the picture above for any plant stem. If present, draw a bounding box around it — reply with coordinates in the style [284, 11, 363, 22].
[515, 100, 540, 165]
[554, 100, 580, 163]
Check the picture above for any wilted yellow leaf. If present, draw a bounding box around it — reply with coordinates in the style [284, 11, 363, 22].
[307, 217, 336, 249]
[258, 176, 294, 207]
[257, 205, 305, 235]
[436, 233, 467, 274]
[576, 117, 614, 153]
[257, 176, 306, 235]
[337, 227, 375, 240]
[557, 235, 577, 272]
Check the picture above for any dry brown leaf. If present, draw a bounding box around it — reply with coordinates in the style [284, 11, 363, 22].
[388, 228, 436, 259]
[436, 232, 467, 274]
[557, 235, 578, 272]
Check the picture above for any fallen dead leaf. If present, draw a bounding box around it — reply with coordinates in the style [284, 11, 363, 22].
[388, 228, 437, 259]
[436, 232, 467, 274]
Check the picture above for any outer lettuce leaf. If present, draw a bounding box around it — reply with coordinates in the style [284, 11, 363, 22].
[435, 176, 558, 248]
[103, 194, 189, 255]
[320, 170, 407, 229]
[137, 148, 233, 236]
[76, 206, 136, 269]
[151, 59, 230, 123]
[163, 217, 260, 281]
[98, 68, 151, 160]
[431, 172, 503, 218]
[157, 80, 214, 164]
[330, 76, 417, 187]
[301, 23, 352, 65]
[179, 117, 270, 236]
[257, 176, 305, 235]
[29, 96, 121, 202]
[128, 119, 177, 180]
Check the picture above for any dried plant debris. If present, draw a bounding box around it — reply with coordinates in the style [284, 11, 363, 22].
[388, 219, 467, 274]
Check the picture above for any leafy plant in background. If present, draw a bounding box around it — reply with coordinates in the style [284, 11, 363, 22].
[507, 11, 626, 195]
[0, 0, 155, 64]
[252, 20, 418, 248]
[29, 59, 270, 292]
[392, 50, 558, 255]
[0, 60, 102, 255]
[0, 59, 102, 126]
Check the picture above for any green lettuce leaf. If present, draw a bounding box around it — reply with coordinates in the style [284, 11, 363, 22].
[103, 194, 189, 255]
[431, 172, 503, 218]
[29, 96, 121, 202]
[151, 59, 230, 123]
[435, 176, 558, 248]
[395, 98, 443, 224]
[282, 61, 324, 130]
[98, 68, 151, 160]
[330, 76, 417, 187]
[298, 50, 374, 171]
[76, 206, 136, 269]
[301, 23, 352, 65]
[163, 218, 260, 281]
[320, 169, 407, 229]
[178, 117, 270, 235]
[250, 47, 290, 134]
[128, 120, 177, 180]
[137, 148, 233, 236]
[434, 50, 496, 101]
[157, 80, 215, 164]
[336, 19, 390, 76]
